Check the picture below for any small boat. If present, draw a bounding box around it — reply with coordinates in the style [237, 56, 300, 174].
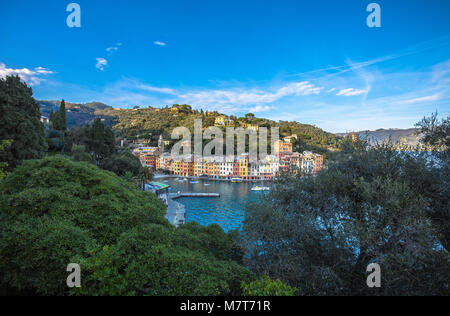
[251, 186, 270, 191]
[190, 181, 199, 184]
[204, 183, 211, 186]
[231, 177, 243, 183]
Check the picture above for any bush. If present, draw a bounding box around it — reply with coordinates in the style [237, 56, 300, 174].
[0, 156, 251, 295]
[242, 275, 297, 296]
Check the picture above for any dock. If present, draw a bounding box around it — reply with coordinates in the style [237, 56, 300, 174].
[169, 193, 220, 199]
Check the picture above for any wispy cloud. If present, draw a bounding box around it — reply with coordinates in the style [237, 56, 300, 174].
[154, 41, 167, 46]
[336, 88, 368, 97]
[95, 58, 108, 71]
[106, 42, 122, 56]
[0, 62, 54, 85]
[398, 93, 442, 105]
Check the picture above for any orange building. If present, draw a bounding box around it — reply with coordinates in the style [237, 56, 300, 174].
[275, 140, 293, 154]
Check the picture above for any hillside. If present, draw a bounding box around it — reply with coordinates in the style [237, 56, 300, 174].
[336, 128, 421, 147]
[39, 101, 339, 152]
[39, 100, 117, 128]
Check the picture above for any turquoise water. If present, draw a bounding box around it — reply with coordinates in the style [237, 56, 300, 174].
[163, 178, 265, 231]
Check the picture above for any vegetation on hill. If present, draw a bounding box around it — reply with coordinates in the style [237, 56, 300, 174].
[0, 156, 253, 295]
[39, 101, 340, 153]
[103, 104, 339, 153]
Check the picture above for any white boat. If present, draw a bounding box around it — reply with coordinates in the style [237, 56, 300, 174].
[190, 181, 199, 184]
[231, 177, 243, 183]
[251, 186, 270, 191]
[204, 183, 211, 186]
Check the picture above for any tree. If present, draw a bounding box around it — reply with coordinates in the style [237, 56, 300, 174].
[415, 113, 450, 250]
[101, 151, 142, 177]
[71, 144, 93, 163]
[138, 166, 153, 190]
[0, 140, 12, 181]
[242, 275, 297, 296]
[0, 75, 47, 170]
[242, 141, 449, 296]
[0, 156, 252, 295]
[90, 118, 115, 163]
[51, 100, 67, 131]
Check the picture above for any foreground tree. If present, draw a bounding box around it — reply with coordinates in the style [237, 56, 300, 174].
[415, 113, 449, 250]
[0, 140, 12, 181]
[242, 140, 449, 295]
[0, 75, 47, 170]
[0, 157, 252, 295]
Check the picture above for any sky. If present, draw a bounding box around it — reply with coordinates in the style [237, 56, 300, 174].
[0, 0, 449, 133]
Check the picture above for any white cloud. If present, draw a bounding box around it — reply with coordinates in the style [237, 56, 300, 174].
[106, 42, 123, 56]
[249, 105, 275, 113]
[398, 93, 442, 105]
[176, 81, 322, 109]
[95, 58, 108, 71]
[0, 63, 54, 85]
[154, 41, 167, 46]
[336, 88, 368, 96]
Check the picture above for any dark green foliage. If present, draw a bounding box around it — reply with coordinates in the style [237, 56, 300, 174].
[242, 140, 450, 296]
[0, 75, 47, 170]
[66, 119, 116, 164]
[50, 100, 67, 131]
[0, 140, 12, 181]
[71, 144, 93, 163]
[90, 118, 115, 162]
[101, 151, 141, 177]
[0, 156, 251, 295]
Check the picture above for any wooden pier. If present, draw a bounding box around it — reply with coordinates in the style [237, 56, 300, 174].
[169, 193, 220, 199]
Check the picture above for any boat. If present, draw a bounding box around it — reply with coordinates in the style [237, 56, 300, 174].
[251, 186, 270, 191]
[190, 181, 199, 184]
[231, 177, 243, 183]
[204, 183, 211, 186]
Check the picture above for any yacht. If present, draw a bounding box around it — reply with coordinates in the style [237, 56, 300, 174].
[251, 186, 270, 191]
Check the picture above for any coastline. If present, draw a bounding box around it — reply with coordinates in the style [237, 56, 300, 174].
[153, 174, 275, 182]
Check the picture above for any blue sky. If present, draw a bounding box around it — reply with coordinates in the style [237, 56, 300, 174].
[1, 0, 449, 132]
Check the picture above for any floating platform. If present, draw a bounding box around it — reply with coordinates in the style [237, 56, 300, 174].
[169, 193, 220, 199]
